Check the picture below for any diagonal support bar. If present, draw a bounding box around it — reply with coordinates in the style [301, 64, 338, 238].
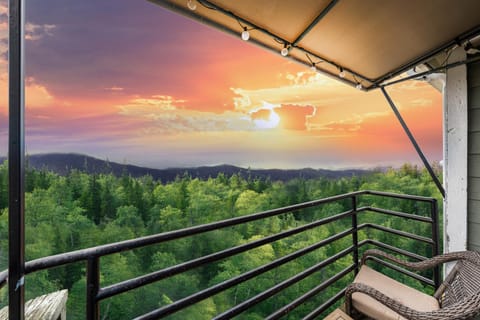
[292, 0, 339, 46]
[9, 0, 26, 319]
[381, 87, 445, 198]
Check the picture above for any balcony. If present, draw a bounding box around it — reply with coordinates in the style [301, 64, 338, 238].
[0, 190, 439, 319]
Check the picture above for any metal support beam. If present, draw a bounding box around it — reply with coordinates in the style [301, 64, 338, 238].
[376, 54, 480, 89]
[8, 0, 26, 319]
[381, 87, 445, 197]
[291, 0, 339, 46]
[168, 0, 372, 85]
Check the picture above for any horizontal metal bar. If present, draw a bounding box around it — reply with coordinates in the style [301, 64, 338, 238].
[134, 229, 354, 320]
[358, 223, 434, 245]
[214, 248, 354, 319]
[22, 193, 359, 276]
[98, 210, 353, 300]
[361, 190, 437, 203]
[0, 189, 438, 288]
[302, 287, 347, 320]
[359, 206, 433, 223]
[0, 188, 439, 320]
[265, 265, 355, 320]
[358, 239, 428, 262]
[380, 55, 480, 88]
[0, 271, 7, 288]
[365, 256, 435, 287]
[372, 25, 480, 87]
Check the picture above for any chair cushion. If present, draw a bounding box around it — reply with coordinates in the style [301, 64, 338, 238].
[352, 265, 440, 320]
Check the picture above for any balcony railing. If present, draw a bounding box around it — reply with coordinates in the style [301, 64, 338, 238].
[0, 190, 440, 319]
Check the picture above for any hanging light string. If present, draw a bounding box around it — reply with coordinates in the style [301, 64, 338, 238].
[352, 74, 363, 90]
[186, 0, 197, 10]
[188, 0, 216, 10]
[273, 38, 290, 56]
[186, 0, 372, 88]
[306, 54, 322, 71]
[235, 18, 256, 41]
[187, 0, 480, 90]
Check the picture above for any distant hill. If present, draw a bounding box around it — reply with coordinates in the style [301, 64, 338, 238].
[0, 153, 374, 183]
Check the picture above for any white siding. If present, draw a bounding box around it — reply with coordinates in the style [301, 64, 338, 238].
[468, 58, 480, 250]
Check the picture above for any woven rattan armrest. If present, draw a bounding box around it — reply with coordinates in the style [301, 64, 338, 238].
[345, 282, 480, 320]
[348, 250, 480, 319]
[360, 249, 471, 271]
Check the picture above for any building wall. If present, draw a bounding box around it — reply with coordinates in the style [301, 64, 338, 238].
[468, 58, 480, 251]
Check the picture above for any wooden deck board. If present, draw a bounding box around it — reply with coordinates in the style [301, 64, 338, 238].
[324, 308, 354, 320]
[0, 289, 67, 320]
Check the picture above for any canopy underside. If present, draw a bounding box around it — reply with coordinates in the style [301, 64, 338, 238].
[151, 0, 480, 90]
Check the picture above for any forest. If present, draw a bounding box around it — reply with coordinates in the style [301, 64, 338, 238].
[0, 161, 443, 319]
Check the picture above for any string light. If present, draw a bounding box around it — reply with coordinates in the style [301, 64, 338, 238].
[241, 27, 250, 41]
[306, 54, 322, 72]
[183, 0, 370, 91]
[187, 0, 197, 11]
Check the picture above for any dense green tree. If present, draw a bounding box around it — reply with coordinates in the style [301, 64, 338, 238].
[0, 160, 443, 319]
[0, 162, 7, 210]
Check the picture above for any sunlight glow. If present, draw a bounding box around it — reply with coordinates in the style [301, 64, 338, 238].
[252, 102, 281, 129]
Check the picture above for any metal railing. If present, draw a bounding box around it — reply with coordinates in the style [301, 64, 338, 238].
[0, 190, 440, 319]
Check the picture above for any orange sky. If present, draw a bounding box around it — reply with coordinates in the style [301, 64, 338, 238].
[0, 1, 443, 169]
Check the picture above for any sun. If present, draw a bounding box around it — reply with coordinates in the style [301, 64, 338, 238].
[252, 102, 281, 129]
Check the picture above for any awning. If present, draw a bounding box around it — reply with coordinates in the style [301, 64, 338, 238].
[151, 0, 480, 90]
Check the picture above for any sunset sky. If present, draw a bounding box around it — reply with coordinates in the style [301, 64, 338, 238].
[0, 0, 443, 169]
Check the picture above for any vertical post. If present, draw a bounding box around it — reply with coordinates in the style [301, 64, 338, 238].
[8, 0, 26, 319]
[351, 196, 359, 275]
[431, 199, 441, 289]
[381, 86, 445, 198]
[443, 47, 468, 257]
[86, 257, 100, 320]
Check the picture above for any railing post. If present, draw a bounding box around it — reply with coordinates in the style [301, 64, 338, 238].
[8, 0, 26, 319]
[352, 196, 359, 275]
[431, 199, 441, 289]
[86, 257, 100, 320]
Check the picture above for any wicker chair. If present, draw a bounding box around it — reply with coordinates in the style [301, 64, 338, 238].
[345, 249, 480, 320]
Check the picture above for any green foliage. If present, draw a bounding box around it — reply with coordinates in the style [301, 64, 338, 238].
[0, 161, 443, 319]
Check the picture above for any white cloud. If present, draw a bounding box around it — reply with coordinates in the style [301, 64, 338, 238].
[117, 95, 258, 134]
[25, 23, 56, 41]
[104, 86, 124, 92]
[409, 98, 433, 107]
[25, 77, 54, 108]
[307, 111, 390, 133]
[0, 4, 7, 16]
[231, 70, 346, 114]
[0, 4, 56, 79]
[0, 10, 57, 110]
[0, 75, 55, 109]
[118, 95, 184, 113]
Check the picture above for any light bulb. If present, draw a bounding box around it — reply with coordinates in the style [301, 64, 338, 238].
[241, 28, 250, 41]
[281, 47, 289, 57]
[310, 64, 316, 71]
[356, 83, 363, 90]
[339, 68, 346, 78]
[187, 0, 197, 10]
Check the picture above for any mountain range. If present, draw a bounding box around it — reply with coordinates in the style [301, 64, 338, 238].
[0, 153, 374, 183]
